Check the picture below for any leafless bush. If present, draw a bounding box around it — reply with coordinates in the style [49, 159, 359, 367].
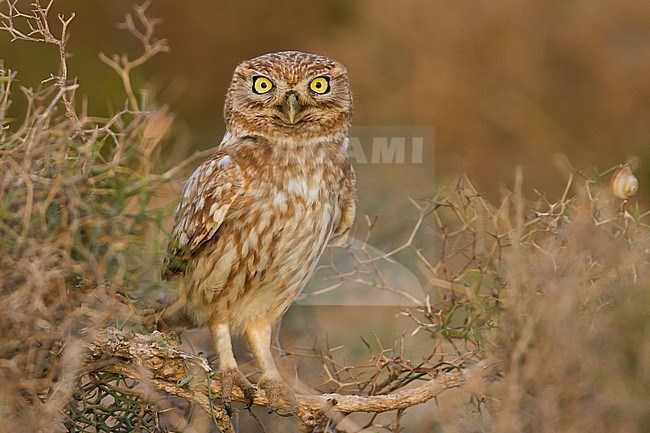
[0, 1, 178, 430]
[305, 166, 649, 432]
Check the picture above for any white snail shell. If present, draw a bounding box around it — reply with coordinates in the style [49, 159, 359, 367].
[610, 164, 639, 199]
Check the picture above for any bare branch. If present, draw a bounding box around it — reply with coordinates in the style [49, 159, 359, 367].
[98, 2, 169, 111]
[82, 328, 498, 432]
[0, 0, 83, 136]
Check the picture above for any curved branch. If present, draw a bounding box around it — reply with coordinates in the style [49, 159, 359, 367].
[82, 328, 497, 432]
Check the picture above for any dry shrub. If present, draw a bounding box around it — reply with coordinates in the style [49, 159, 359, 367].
[490, 175, 650, 433]
[407, 170, 650, 433]
[293, 167, 649, 432]
[0, 1, 179, 430]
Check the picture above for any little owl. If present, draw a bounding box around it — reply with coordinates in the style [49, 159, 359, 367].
[163, 51, 356, 415]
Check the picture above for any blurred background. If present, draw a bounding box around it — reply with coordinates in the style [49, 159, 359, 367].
[2, 0, 649, 207]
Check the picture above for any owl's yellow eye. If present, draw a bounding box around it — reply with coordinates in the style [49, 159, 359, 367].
[253, 76, 274, 94]
[309, 76, 330, 94]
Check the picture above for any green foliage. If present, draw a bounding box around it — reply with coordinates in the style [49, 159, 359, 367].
[65, 373, 162, 433]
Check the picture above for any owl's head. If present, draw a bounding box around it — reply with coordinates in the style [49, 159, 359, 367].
[224, 51, 353, 142]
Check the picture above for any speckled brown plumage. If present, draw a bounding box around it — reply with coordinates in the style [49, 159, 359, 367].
[163, 51, 356, 415]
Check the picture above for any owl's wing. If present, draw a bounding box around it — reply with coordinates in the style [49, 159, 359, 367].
[163, 147, 245, 278]
[332, 160, 357, 241]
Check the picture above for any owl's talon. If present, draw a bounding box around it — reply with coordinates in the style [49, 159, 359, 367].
[257, 376, 299, 416]
[217, 368, 255, 417]
[244, 386, 255, 409]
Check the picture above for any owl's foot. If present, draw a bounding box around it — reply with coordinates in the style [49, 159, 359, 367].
[257, 375, 299, 415]
[217, 368, 255, 417]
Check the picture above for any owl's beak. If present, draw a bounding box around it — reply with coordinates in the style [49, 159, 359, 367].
[281, 92, 302, 124]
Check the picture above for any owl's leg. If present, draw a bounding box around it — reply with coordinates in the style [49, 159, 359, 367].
[246, 321, 300, 415]
[209, 319, 255, 416]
